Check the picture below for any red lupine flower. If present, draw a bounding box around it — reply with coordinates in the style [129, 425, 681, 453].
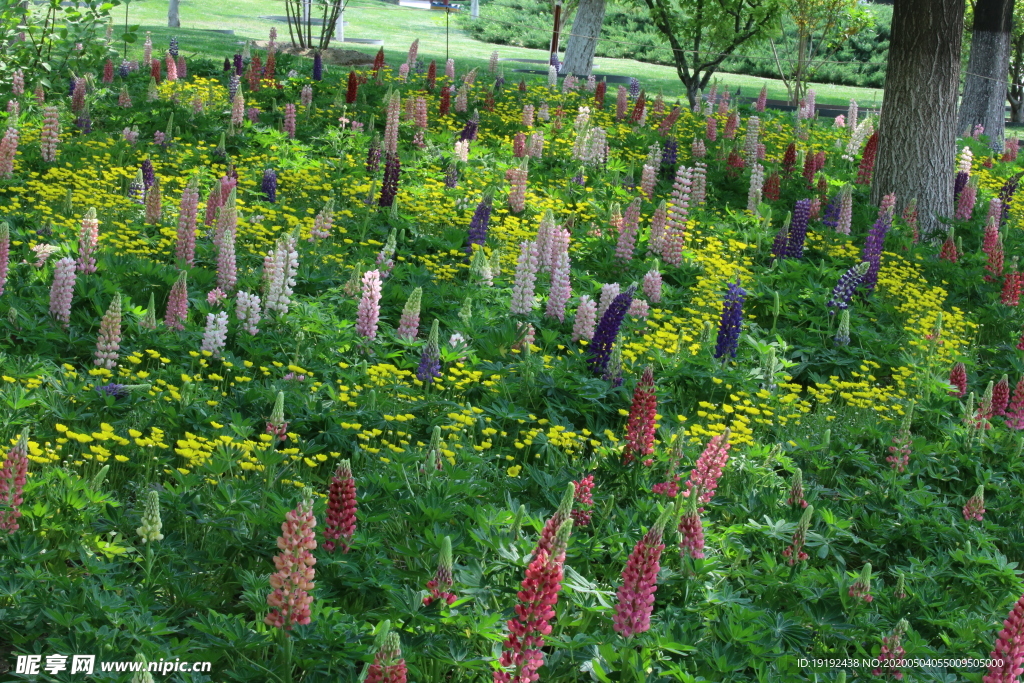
[623, 366, 657, 465]
[424, 536, 457, 606]
[726, 150, 745, 178]
[994, 375, 1011, 417]
[872, 619, 909, 680]
[683, 430, 731, 511]
[571, 475, 595, 527]
[763, 172, 781, 201]
[1002, 260, 1021, 306]
[346, 70, 358, 104]
[613, 509, 672, 638]
[949, 362, 967, 397]
[323, 460, 357, 553]
[494, 520, 572, 683]
[982, 592, 1024, 683]
[265, 499, 317, 630]
[781, 143, 797, 176]
[0, 430, 29, 534]
[366, 633, 408, 683]
[1006, 376, 1024, 430]
[678, 495, 705, 559]
[856, 132, 878, 185]
[372, 47, 386, 75]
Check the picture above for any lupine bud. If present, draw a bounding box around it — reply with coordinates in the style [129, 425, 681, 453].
[787, 468, 807, 508]
[963, 485, 985, 522]
[136, 490, 164, 543]
[424, 536, 457, 606]
[782, 504, 813, 565]
[848, 563, 873, 602]
[417, 319, 442, 383]
[834, 308, 851, 346]
[397, 287, 422, 340]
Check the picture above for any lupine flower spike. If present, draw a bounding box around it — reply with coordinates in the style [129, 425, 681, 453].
[424, 536, 457, 606]
[266, 391, 288, 440]
[0, 430, 29, 533]
[323, 460, 357, 552]
[982, 592, 1024, 683]
[417, 319, 442, 383]
[887, 401, 914, 472]
[612, 507, 674, 638]
[963, 485, 985, 522]
[872, 618, 909, 680]
[534, 482, 575, 559]
[677, 492, 705, 559]
[848, 563, 873, 602]
[571, 475, 595, 527]
[265, 498, 317, 630]
[787, 468, 807, 508]
[365, 632, 407, 683]
[782, 504, 813, 566]
[94, 293, 122, 369]
[136, 490, 164, 543]
[623, 366, 657, 465]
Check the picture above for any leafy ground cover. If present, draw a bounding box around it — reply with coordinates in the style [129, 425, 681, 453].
[1, 32, 1024, 683]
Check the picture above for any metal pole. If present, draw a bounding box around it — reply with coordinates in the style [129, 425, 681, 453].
[446, 9, 450, 61]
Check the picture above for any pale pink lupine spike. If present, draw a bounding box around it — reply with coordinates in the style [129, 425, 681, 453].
[572, 295, 597, 341]
[0, 429, 30, 534]
[49, 257, 77, 327]
[266, 499, 317, 630]
[355, 269, 383, 340]
[94, 293, 122, 369]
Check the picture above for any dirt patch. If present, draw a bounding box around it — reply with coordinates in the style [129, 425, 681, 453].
[253, 40, 375, 66]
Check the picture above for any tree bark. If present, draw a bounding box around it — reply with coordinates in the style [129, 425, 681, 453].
[168, 0, 180, 28]
[958, 0, 1014, 151]
[562, 0, 606, 77]
[872, 0, 964, 236]
[1011, 33, 1024, 122]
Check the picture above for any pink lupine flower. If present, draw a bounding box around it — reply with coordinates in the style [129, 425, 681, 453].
[144, 179, 162, 225]
[642, 263, 662, 303]
[993, 375, 1011, 417]
[236, 291, 261, 335]
[678, 495, 705, 559]
[165, 271, 189, 330]
[571, 475, 595, 527]
[0, 429, 29, 534]
[510, 241, 539, 316]
[545, 246, 572, 322]
[264, 233, 299, 316]
[365, 633, 408, 683]
[266, 499, 317, 630]
[527, 131, 544, 158]
[216, 222, 237, 293]
[747, 162, 764, 213]
[691, 137, 706, 158]
[324, 460, 357, 553]
[49, 257, 77, 327]
[848, 563, 873, 602]
[872, 619, 909, 680]
[0, 222, 8, 297]
[648, 201, 668, 257]
[414, 97, 428, 129]
[982, 592, 1024, 683]
[572, 295, 597, 341]
[119, 87, 132, 108]
[664, 165, 692, 267]
[206, 287, 227, 307]
[495, 519, 572, 683]
[723, 111, 739, 139]
[356, 269, 383, 340]
[950, 362, 968, 397]
[0, 127, 18, 178]
[175, 176, 199, 266]
[508, 165, 527, 213]
[956, 177, 978, 219]
[705, 116, 717, 141]
[231, 91, 244, 127]
[165, 51, 177, 81]
[204, 184, 222, 227]
[513, 132, 526, 158]
[613, 508, 672, 638]
[984, 217, 1004, 281]
[782, 505, 814, 565]
[40, 106, 59, 162]
[383, 91, 401, 156]
[143, 31, 152, 63]
[1005, 376, 1024, 430]
[616, 86, 628, 120]
[641, 164, 656, 199]
[534, 483, 575, 560]
[963, 485, 985, 522]
[445, 58, 455, 79]
[623, 366, 657, 465]
[423, 536, 457, 606]
[683, 431, 731, 510]
[34, 85, 44, 105]
[300, 84, 313, 108]
[522, 104, 534, 127]
[177, 55, 187, 79]
[92, 293, 122, 369]
[616, 198, 642, 261]
[11, 69, 24, 96]
[71, 77, 86, 113]
[283, 103, 296, 139]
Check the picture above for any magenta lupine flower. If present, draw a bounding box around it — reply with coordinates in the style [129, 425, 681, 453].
[992, 375, 1010, 417]
[40, 106, 59, 162]
[176, 176, 199, 266]
[356, 269, 383, 341]
[648, 201, 668, 257]
[848, 563, 873, 602]
[0, 222, 8, 298]
[0, 126, 18, 178]
[216, 222, 237, 293]
[323, 460, 357, 553]
[509, 241, 539, 316]
[495, 519, 572, 683]
[950, 362, 968, 397]
[964, 485, 986, 522]
[423, 536, 457, 606]
[782, 505, 813, 565]
[94, 294, 122, 369]
[684, 431, 731, 510]
[144, 180, 162, 225]
[508, 165, 528, 213]
[982, 593, 1024, 683]
[201, 312, 229, 356]
[664, 165, 693, 267]
[0, 429, 29, 534]
[49, 257, 77, 327]
[177, 55, 187, 79]
[545, 247, 572, 322]
[613, 508, 672, 638]
[236, 291, 261, 335]
[678, 495, 705, 559]
[623, 366, 657, 465]
[616, 198, 642, 261]
[956, 177, 978, 219]
[571, 475, 595, 527]
[872, 619, 909, 680]
[204, 185, 222, 227]
[165, 271, 189, 330]
[615, 85, 628, 120]
[283, 103, 296, 139]
[572, 295, 597, 341]
[266, 499, 317, 630]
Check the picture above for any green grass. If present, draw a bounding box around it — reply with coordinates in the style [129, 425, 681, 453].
[120, 0, 884, 107]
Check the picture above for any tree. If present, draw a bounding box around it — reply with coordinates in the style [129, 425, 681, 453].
[959, 0, 1014, 150]
[1009, 2, 1024, 123]
[637, 0, 783, 107]
[286, 0, 347, 50]
[769, 0, 872, 105]
[871, 0, 965, 235]
[562, 0, 606, 76]
[168, 0, 180, 28]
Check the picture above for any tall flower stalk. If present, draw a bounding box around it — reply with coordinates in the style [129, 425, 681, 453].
[94, 294, 122, 369]
[266, 498, 317, 631]
[612, 508, 673, 638]
[623, 366, 657, 465]
[587, 285, 636, 377]
[423, 536, 457, 606]
[323, 460, 357, 553]
[0, 429, 29, 534]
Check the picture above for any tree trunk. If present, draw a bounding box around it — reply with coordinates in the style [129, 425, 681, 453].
[958, 0, 1014, 151]
[168, 0, 180, 28]
[561, 0, 606, 77]
[872, 0, 964, 236]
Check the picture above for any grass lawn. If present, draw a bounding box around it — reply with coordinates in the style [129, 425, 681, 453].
[120, 0, 884, 108]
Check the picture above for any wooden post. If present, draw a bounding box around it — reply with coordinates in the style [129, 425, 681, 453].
[550, 0, 562, 65]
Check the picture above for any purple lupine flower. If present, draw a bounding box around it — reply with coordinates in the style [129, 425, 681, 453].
[861, 211, 893, 294]
[953, 170, 969, 201]
[771, 219, 790, 262]
[628, 77, 640, 99]
[141, 159, 156, 190]
[313, 51, 323, 81]
[998, 171, 1023, 227]
[445, 163, 459, 189]
[465, 199, 492, 254]
[662, 138, 677, 168]
[822, 195, 841, 231]
[228, 74, 240, 101]
[587, 285, 636, 377]
[827, 261, 870, 314]
[233, 53, 243, 75]
[417, 320, 442, 383]
[379, 153, 400, 207]
[713, 280, 746, 360]
[366, 134, 382, 175]
[261, 169, 277, 203]
[785, 199, 811, 258]
[458, 116, 478, 143]
[96, 383, 130, 399]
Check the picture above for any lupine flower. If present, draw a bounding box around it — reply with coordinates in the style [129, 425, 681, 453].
[494, 521, 572, 683]
[993, 375, 1011, 417]
[963, 485, 985, 522]
[613, 508, 673, 638]
[848, 563, 873, 602]
[950, 362, 968, 397]
[623, 366, 657, 465]
[216, 222, 237, 294]
[984, 217, 1004, 281]
[683, 430, 731, 511]
[664, 165, 693, 267]
[678, 492, 706, 559]
[648, 202, 668, 257]
[423, 536, 457, 606]
[939, 228, 958, 263]
[397, 287, 422, 340]
[266, 498, 317, 630]
[534, 482, 575, 559]
[747, 162, 765, 213]
[642, 262, 662, 304]
[572, 295, 597, 342]
[0, 126, 18, 179]
[713, 281, 746, 360]
[40, 106, 59, 162]
[956, 177, 978, 219]
[417, 319, 442, 383]
[201, 312, 229, 357]
[872, 618, 909, 680]
[144, 179, 162, 225]
[311, 51, 323, 80]
[323, 460, 357, 553]
[1007, 376, 1024, 430]
[782, 504, 814, 565]
[510, 241, 539, 316]
[94, 294, 122, 369]
[781, 142, 797, 175]
[49, 257, 77, 327]
[616, 198, 642, 261]
[723, 111, 739, 139]
[379, 153, 400, 207]
[174, 176, 199, 266]
[546, 246, 572, 323]
[571, 475, 595, 527]
[0, 222, 8, 299]
[787, 468, 807, 508]
[466, 199, 492, 253]
[0, 430, 29, 534]
[1003, 260, 1022, 306]
[827, 261, 870, 314]
[508, 164, 527, 213]
[588, 286, 636, 377]
[165, 271, 188, 330]
[860, 210, 892, 294]
[236, 291, 261, 335]
[136, 490, 164, 543]
[355, 269, 383, 341]
[856, 132, 879, 185]
[982, 592, 1024, 683]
